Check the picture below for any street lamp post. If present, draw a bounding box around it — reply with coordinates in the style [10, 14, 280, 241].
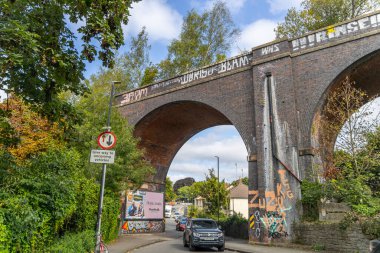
[95, 81, 120, 253]
[214, 156, 219, 224]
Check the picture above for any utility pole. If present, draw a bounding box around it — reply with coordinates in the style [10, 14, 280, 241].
[215, 156, 220, 224]
[95, 81, 120, 252]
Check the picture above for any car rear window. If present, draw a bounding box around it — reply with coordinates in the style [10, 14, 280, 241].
[192, 220, 217, 229]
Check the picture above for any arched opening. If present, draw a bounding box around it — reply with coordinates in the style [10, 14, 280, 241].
[311, 50, 380, 179]
[133, 100, 250, 189]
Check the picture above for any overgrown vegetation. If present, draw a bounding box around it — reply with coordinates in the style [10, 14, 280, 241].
[301, 77, 380, 238]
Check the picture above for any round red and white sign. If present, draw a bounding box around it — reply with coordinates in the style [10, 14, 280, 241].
[97, 131, 117, 150]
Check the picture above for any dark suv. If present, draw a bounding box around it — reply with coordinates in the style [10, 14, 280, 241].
[183, 218, 225, 252]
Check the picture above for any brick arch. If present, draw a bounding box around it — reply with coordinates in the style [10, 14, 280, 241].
[133, 100, 248, 185]
[311, 49, 380, 174]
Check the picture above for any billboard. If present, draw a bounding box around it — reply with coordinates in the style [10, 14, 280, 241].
[125, 190, 164, 219]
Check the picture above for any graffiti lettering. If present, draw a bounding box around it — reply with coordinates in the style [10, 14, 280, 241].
[120, 88, 148, 105]
[122, 220, 164, 234]
[261, 44, 280, 56]
[248, 190, 259, 208]
[260, 211, 289, 239]
[292, 12, 380, 51]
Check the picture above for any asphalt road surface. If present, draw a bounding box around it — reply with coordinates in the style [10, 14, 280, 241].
[131, 218, 235, 253]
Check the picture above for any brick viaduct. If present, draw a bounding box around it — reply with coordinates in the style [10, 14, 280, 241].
[115, 11, 380, 242]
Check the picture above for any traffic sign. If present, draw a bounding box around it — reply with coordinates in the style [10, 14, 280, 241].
[97, 131, 117, 150]
[90, 150, 115, 164]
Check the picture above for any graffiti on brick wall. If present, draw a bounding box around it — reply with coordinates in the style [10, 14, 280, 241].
[250, 210, 262, 238]
[122, 220, 164, 234]
[248, 169, 294, 239]
[292, 13, 380, 51]
[119, 54, 253, 105]
[260, 210, 290, 239]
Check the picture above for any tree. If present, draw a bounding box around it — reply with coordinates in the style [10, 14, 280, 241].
[321, 77, 379, 178]
[72, 73, 154, 192]
[178, 182, 202, 203]
[113, 27, 152, 92]
[157, 1, 240, 79]
[165, 177, 177, 202]
[0, 0, 139, 119]
[200, 169, 229, 216]
[275, 0, 380, 38]
[315, 76, 380, 216]
[0, 96, 64, 162]
[231, 177, 248, 187]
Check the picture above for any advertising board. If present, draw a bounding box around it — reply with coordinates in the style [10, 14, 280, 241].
[125, 190, 164, 219]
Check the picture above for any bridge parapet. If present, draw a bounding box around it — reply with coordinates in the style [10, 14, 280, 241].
[115, 10, 380, 107]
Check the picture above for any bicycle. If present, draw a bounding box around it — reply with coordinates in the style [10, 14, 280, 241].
[95, 235, 109, 253]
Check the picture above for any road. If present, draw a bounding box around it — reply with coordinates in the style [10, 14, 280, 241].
[132, 219, 234, 253]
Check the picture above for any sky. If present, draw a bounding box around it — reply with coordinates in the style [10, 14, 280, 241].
[108, 0, 304, 184]
[79, 0, 380, 184]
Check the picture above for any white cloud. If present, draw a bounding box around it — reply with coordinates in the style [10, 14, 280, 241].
[190, 0, 246, 14]
[168, 126, 248, 183]
[233, 19, 277, 54]
[266, 0, 303, 14]
[124, 0, 182, 42]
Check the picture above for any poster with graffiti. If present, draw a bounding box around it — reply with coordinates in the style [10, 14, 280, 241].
[125, 190, 164, 219]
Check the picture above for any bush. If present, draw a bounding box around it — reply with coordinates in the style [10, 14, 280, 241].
[219, 214, 248, 239]
[300, 180, 324, 221]
[101, 194, 121, 243]
[48, 230, 95, 253]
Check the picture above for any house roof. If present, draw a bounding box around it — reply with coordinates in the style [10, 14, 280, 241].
[229, 181, 248, 199]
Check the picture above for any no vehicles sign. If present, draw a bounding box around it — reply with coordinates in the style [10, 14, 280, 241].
[90, 150, 115, 164]
[97, 131, 117, 150]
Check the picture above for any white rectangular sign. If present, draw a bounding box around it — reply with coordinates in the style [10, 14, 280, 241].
[90, 150, 115, 164]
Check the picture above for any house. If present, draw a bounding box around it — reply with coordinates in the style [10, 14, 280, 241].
[228, 180, 248, 219]
[194, 196, 206, 210]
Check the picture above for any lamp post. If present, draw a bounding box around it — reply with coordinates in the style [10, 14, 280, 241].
[95, 81, 120, 253]
[214, 156, 219, 224]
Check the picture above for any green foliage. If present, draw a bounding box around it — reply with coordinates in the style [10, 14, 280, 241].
[300, 180, 325, 221]
[0, 213, 9, 253]
[73, 74, 154, 193]
[230, 177, 248, 187]
[312, 243, 326, 251]
[113, 27, 152, 92]
[200, 169, 229, 216]
[165, 177, 177, 202]
[178, 183, 202, 203]
[48, 230, 95, 253]
[219, 214, 248, 239]
[360, 215, 380, 239]
[0, 0, 139, 123]
[276, 0, 380, 38]
[158, 1, 240, 79]
[101, 194, 121, 243]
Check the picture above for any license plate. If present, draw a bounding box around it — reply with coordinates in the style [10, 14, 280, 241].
[201, 237, 216, 240]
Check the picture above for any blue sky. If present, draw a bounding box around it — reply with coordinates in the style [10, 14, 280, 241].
[84, 0, 303, 79]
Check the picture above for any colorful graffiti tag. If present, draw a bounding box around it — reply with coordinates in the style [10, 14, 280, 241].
[122, 220, 164, 234]
[248, 169, 294, 239]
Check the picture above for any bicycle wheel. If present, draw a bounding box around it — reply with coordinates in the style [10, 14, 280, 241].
[96, 242, 109, 253]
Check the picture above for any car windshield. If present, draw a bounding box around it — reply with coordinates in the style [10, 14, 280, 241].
[192, 220, 217, 229]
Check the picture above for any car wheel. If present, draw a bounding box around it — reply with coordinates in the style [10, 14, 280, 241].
[218, 244, 225, 252]
[183, 235, 188, 247]
[189, 237, 196, 251]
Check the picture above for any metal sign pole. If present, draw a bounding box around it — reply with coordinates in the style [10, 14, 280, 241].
[95, 81, 119, 252]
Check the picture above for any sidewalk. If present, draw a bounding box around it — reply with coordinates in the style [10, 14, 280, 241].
[107, 233, 315, 253]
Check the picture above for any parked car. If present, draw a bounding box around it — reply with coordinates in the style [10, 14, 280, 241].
[183, 218, 224, 252]
[176, 217, 187, 231]
[173, 212, 181, 220]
